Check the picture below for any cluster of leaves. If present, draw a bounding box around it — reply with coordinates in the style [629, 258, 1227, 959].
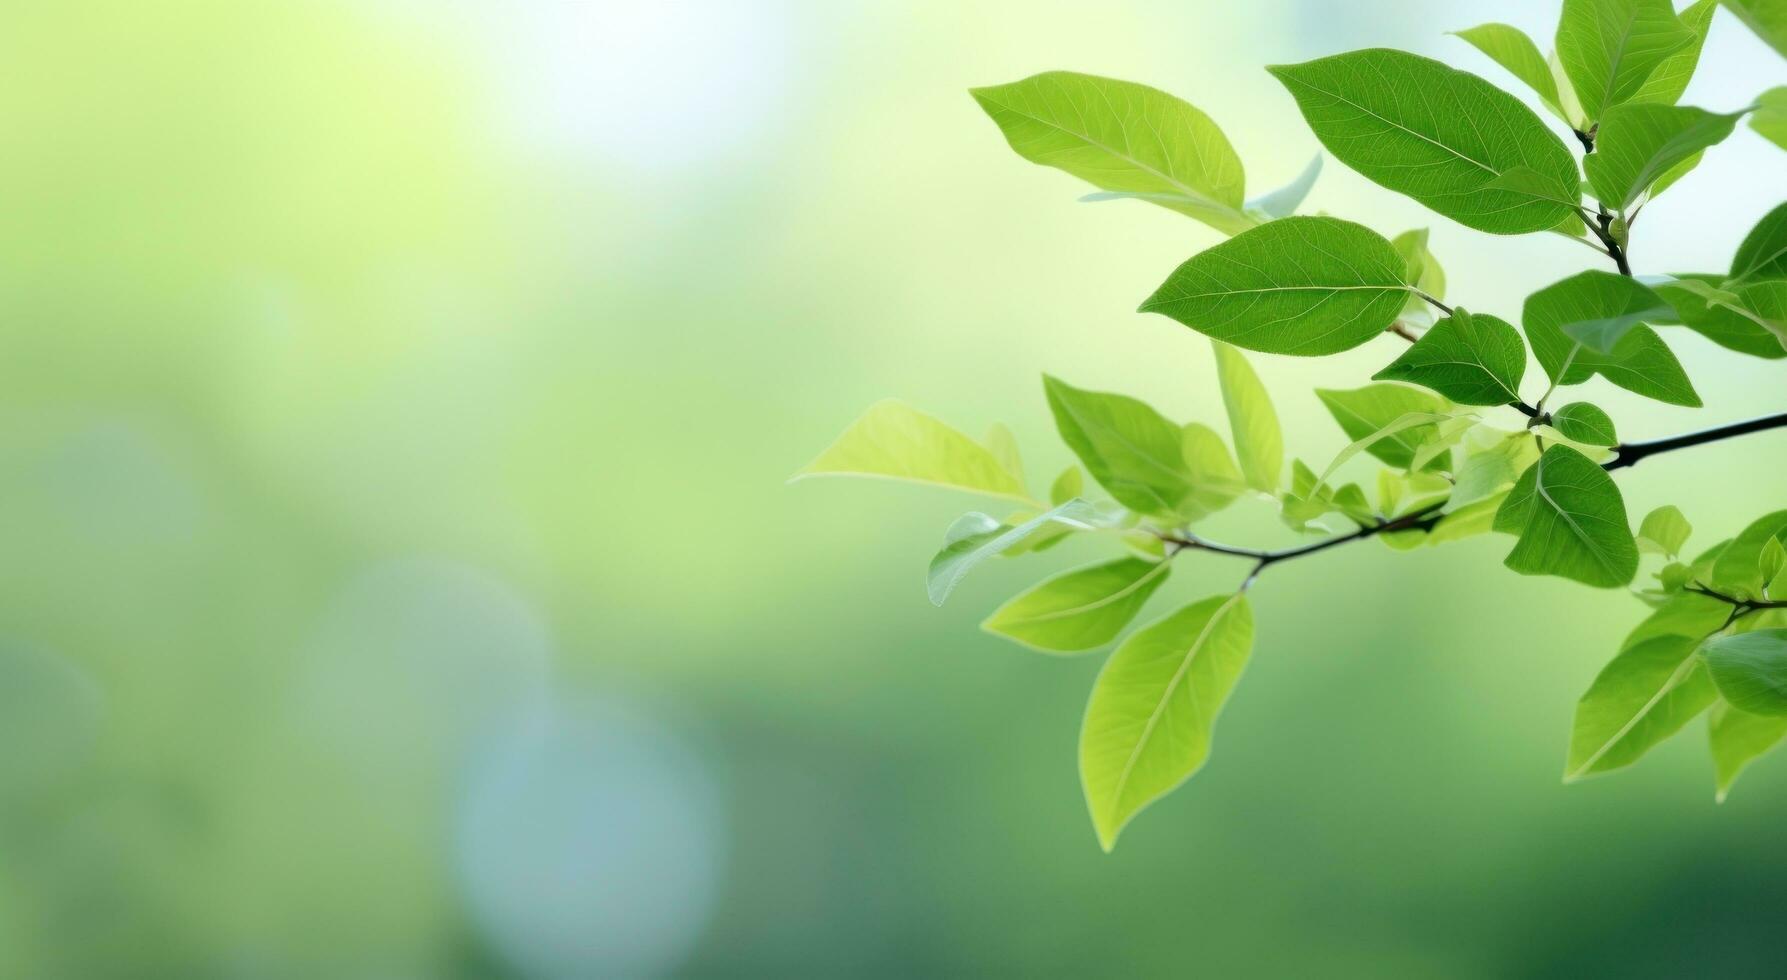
[796, 0, 1787, 851]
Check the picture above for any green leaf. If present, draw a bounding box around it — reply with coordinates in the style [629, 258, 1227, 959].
[1729, 280, 1787, 352]
[1584, 103, 1741, 210]
[1636, 504, 1692, 557]
[970, 72, 1253, 235]
[1709, 699, 1787, 801]
[1523, 270, 1701, 406]
[1139, 216, 1409, 355]
[1429, 493, 1508, 544]
[1646, 149, 1702, 199]
[1081, 593, 1253, 851]
[1389, 228, 1447, 324]
[1564, 592, 1730, 779]
[1318, 412, 1457, 486]
[1495, 445, 1639, 587]
[1709, 510, 1787, 601]
[1761, 538, 1787, 596]
[1555, 0, 1695, 121]
[1315, 384, 1453, 470]
[1631, 0, 1719, 105]
[1724, 0, 1787, 58]
[1731, 201, 1787, 283]
[1551, 402, 1619, 446]
[1210, 342, 1283, 493]
[1449, 430, 1540, 512]
[927, 501, 1100, 606]
[1652, 274, 1787, 359]
[1179, 424, 1246, 520]
[1245, 154, 1323, 220]
[1451, 23, 1566, 118]
[984, 423, 1025, 491]
[1702, 629, 1787, 715]
[982, 557, 1172, 653]
[1754, 87, 1787, 151]
[1043, 376, 1199, 519]
[795, 400, 1034, 503]
[1372, 309, 1526, 405]
[1050, 466, 1083, 507]
[1268, 48, 1579, 234]
[1483, 166, 1588, 208]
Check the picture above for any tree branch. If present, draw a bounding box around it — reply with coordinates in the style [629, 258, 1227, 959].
[1607, 411, 1787, 471]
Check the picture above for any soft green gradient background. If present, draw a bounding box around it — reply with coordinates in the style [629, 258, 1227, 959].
[2, 0, 1785, 976]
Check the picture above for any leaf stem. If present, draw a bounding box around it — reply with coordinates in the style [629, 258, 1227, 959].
[1412, 289, 1453, 315]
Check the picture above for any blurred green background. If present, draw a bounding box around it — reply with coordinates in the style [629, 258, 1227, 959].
[2, 0, 1785, 976]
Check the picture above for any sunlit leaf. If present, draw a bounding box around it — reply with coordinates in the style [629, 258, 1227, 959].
[1702, 629, 1787, 716]
[1451, 22, 1566, 119]
[1315, 384, 1453, 470]
[1523, 270, 1700, 406]
[1211, 342, 1283, 493]
[1495, 445, 1639, 587]
[1044, 376, 1197, 519]
[1631, 0, 1719, 105]
[1555, 0, 1695, 121]
[1551, 402, 1618, 446]
[1373, 309, 1526, 405]
[1584, 103, 1741, 210]
[1709, 699, 1787, 801]
[1636, 504, 1692, 557]
[1724, 0, 1787, 58]
[927, 500, 1101, 605]
[1245, 154, 1322, 220]
[983, 557, 1171, 653]
[1081, 593, 1253, 851]
[794, 400, 1034, 503]
[1754, 87, 1787, 150]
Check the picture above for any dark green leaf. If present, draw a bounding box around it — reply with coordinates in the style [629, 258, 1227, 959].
[1140, 216, 1409, 355]
[1495, 445, 1639, 587]
[1372, 309, 1526, 405]
[1555, 0, 1695, 121]
[1585, 103, 1741, 210]
[1267, 48, 1579, 234]
[1552, 402, 1619, 445]
[1523, 270, 1701, 405]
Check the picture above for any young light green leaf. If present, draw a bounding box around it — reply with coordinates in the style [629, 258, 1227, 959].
[1139, 216, 1410, 355]
[1631, 0, 1719, 105]
[1315, 384, 1453, 470]
[1551, 402, 1619, 446]
[1761, 538, 1787, 594]
[982, 557, 1172, 653]
[794, 400, 1034, 503]
[1636, 504, 1692, 557]
[1564, 592, 1730, 779]
[1702, 629, 1787, 716]
[1318, 412, 1456, 486]
[1429, 493, 1508, 544]
[1730, 280, 1787, 352]
[1724, 0, 1787, 58]
[984, 423, 1025, 491]
[1553, 273, 1677, 352]
[1731, 201, 1787, 283]
[1210, 342, 1283, 493]
[1709, 510, 1787, 600]
[1451, 23, 1566, 118]
[1555, 0, 1695, 121]
[1584, 103, 1742, 210]
[1523, 270, 1701, 405]
[1050, 466, 1083, 507]
[1180, 423, 1246, 520]
[1754, 87, 1787, 151]
[1245, 154, 1323, 220]
[1372, 309, 1526, 405]
[1709, 699, 1787, 802]
[1449, 431, 1540, 512]
[1495, 445, 1639, 587]
[1407, 415, 1480, 472]
[1081, 593, 1253, 851]
[1044, 376, 1197, 519]
[927, 500, 1101, 606]
[1391, 229, 1446, 303]
[970, 72, 1253, 235]
[1268, 48, 1580, 234]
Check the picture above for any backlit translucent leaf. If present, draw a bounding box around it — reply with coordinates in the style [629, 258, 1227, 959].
[1631, 0, 1719, 105]
[1652, 274, 1787, 359]
[982, 557, 1171, 653]
[1725, 0, 1787, 57]
[970, 72, 1253, 235]
[1523, 270, 1700, 405]
[1709, 699, 1787, 801]
[794, 400, 1033, 503]
[984, 423, 1025, 491]
[1179, 423, 1246, 519]
[1318, 412, 1456, 485]
[927, 500, 1101, 605]
[1429, 493, 1507, 544]
[1245, 154, 1323, 220]
[1268, 49, 1579, 234]
[1755, 87, 1787, 150]
[1449, 430, 1540, 512]
[1210, 342, 1283, 493]
[1045, 376, 1221, 522]
[1564, 592, 1730, 779]
[1556, 0, 1695, 121]
[1451, 23, 1565, 118]
[1050, 466, 1083, 507]
[1495, 445, 1639, 587]
[1702, 630, 1787, 715]
[1139, 217, 1409, 355]
[1709, 511, 1787, 600]
[1315, 384, 1453, 470]
[1636, 504, 1692, 557]
[1645, 148, 1701, 199]
[1584, 103, 1741, 209]
[1762, 538, 1787, 592]
[1373, 309, 1526, 405]
[1081, 593, 1253, 851]
[1731, 201, 1787, 283]
[1551, 402, 1619, 446]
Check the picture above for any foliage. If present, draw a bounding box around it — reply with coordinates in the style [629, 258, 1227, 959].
[799, 0, 1787, 850]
